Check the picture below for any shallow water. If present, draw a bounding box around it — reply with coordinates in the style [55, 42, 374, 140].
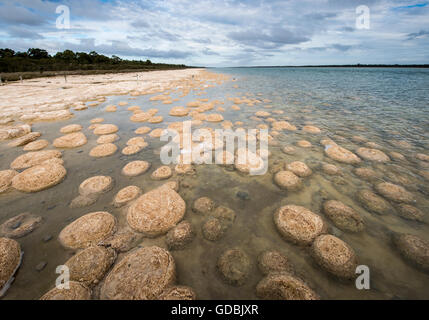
[1, 67, 428, 300]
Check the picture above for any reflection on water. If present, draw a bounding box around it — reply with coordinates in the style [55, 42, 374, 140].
[1, 67, 428, 300]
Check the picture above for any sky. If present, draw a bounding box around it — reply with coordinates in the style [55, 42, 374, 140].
[0, 0, 428, 66]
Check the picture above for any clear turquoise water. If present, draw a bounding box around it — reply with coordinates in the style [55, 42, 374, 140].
[1, 67, 428, 300]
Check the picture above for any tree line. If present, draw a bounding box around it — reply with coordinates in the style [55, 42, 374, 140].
[0, 48, 188, 73]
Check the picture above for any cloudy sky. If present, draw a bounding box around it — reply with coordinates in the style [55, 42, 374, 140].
[0, 0, 428, 66]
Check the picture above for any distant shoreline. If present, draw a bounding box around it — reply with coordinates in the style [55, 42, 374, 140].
[229, 64, 429, 68]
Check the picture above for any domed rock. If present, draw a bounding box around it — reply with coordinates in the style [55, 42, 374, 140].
[130, 112, 151, 122]
[325, 145, 361, 164]
[202, 217, 224, 241]
[393, 234, 429, 272]
[159, 286, 196, 300]
[0, 213, 42, 238]
[93, 124, 118, 135]
[296, 140, 312, 148]
[12, 162, 66, 192]
[97, 134, 118, 144]
[321, 163, 339, 176]
[256, 273, 319, 300]
[357, 189, 391, 215]
[356, 148, 390, 162]
[90, 118, 104, 124]
[217, 248, 251, 286]
[165, 220, 194, 250]
[323, 200, 364, 232]
[354, 167, 378, 180]
[375, 182, 415, 203]
[0, 169, 18, 193]
[213, 206, 236, 226]
[255, 111, 271, 117]
[151, 166, 172, 180]
[286, 161, 312, 177]
[282, 146, 296, 155]
[23, 139, 49, 151]
[89, 143, 117, 157]
[174, 163, 195, 175]
[113, 186, 142, 207]
[303, 125, 321, 134]
[8, 132, 41, 147]
[192, 197, 215, 214]
[121, 145, 142, 155]
[273, 171, 303, 191]
[135, 126, 151, 135]
[148, 116, 163, 124]
[0, 237, 22, 297]
[274, 205, 327, 245]
[258, 250, 293, 275]
[99, 229, 138, 253]
[206, 114, 224, 122]
[127, 185, 185, 236]
[64, 246, 116, 287]
[60, 124, 82, 134]
[59, 212, 117, 249]
[100, 246, 176, 300]
[169, 107, 189, 117]
[105, 105, 117, 112]
[122, 161, 151, 177]
[40, 281, 91, 300]
[234, 150, 265, 174]
[397, 204, 424, 222]
[10, 150, 62, 170]
[311, 234, 358, 279]
[149, 128, 165, 138]
[126, 137, 147, 147]
[0, 124, 31, 141]
[79, 176, 113, 197]
[69, 194, 98, 209]
[416, 153, 429, 162]
[53, 132, 87, 148]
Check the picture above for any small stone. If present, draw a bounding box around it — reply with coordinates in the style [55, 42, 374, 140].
[236, 191, 250, 200]
[192, 197, 215, 214]
[35, 261, 47, 272]
[258, 250, 294, 275]
[217, 248, 251, 286]
[274, 171, 303, 191]
[151, 166, 172, 180]
[166, 221, 194, 250]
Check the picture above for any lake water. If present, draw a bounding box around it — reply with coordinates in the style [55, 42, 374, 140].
[1, 67, 428, 300]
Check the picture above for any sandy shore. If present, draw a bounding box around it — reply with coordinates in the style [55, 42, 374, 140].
[0, 68, 205, 125]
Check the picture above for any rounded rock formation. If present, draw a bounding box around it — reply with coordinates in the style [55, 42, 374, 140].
[0, 169, 18, 193]
[159, 286, 196, 300]
[356, 147, 390, 162]
[258, 250, 293, 275]
[60, 124, 82, 134]
[59, 211, 117, 249]
[0, 213, 42, 238]
[113, 186, 142, 207]
[256, 273, 319, 300]
[100, 246, 176, 300]
[325, 145, 361, 164]
[323, 200, 365, 232]
[274, 171, 303, 191]
[165, 220, 194, 250]
[40, 281, 91, 300]
[375, 182, 415, 203]
[10, 150, 62, 170]
[89, 143, 117, 157]
[192, 197, 215, 214]
[23, 139, 49, 151]
[217, 248, 251, 286]
[286, 161, 312, 177]
[93, 124, 118, 135]
[121, 161, 151, 177]
[357, 189, 391, 215]
[397, 204, 424, 222]
[202, 217, 224, 241]
[274, 205, 327, 245]
[12, 162, 66, 193]
[0, 237, 22, 297]
[393, 234, 429, 272]
[127, 185, 186, 236]
[79, 176, 113, 197]
[53, 132, 87, 148]
[151, 166, 172, 180]
[64, 246, 116, 287]
[97, 134, 118, 144]
[311, 234, 358, 279]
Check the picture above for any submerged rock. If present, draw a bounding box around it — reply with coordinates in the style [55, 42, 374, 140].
[375, 182, 415, 203]
[127, 185, 185, 236]
[356, 147, 390, 162]
[192, 197, 215, 214]
[100, 246, 176, 300]
[257, 250, 294, 275]
[158, 286, 196, 300]
[311, 234, 358, 279]
[93, 124, 118, 135]
[59, 211, 117, 249]
[113, 186, 142, 207]
[8, 132, 41, 147]
[166, 220, 194, 250]
[325, 145, 361, 164]
[274, 171, 303, 191]
[40, 281, 91, 300]
[79, 176, 113, 197]
[121, 161, 151, 177]
[323, 200, 365, 232]
[274, 205, 327, 245]
[0, 237, 22, 297]
[64, 246, 116, 287]
[357, 189, 391, 215]
[286, 161, 312, 177]
[12, 162, 66, 193]
[10, 150, 62, 170]
[256, 273, 319, 300]
[0, 169, 18, 194]
[0, 213, 42, 238]
[151, 166, 172, 180]
[53, 132, 87, 148]
[393, 234, 429, 272]
[397, 204, 424, 222]
[23, 139, 49, 151]
[217, 248, 251, 286]
[89, 143, 117, 157]
[60, 124, 82, 134]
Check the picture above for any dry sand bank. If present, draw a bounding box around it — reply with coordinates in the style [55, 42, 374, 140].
[0, 68, 205, 125]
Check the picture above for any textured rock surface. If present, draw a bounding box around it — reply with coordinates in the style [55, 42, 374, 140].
[11, 162, 66, 192]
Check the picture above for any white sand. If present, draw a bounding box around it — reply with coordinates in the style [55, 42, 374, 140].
[0, 69, 204, 124]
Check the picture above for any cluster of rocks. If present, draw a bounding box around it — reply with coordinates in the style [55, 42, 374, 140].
[70, 176, 113, 208]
